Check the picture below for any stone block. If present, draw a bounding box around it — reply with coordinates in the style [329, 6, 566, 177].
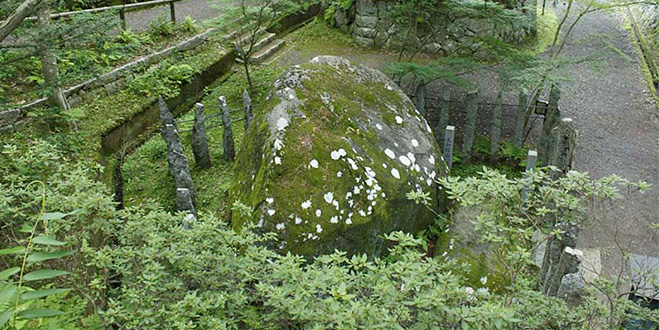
[104, 78, 126, 95]
[67, 94, 83, 108]
[355, 14, 378, 29]
[355, 27, 377, 38]
[354, 35, 375, 48]
[0, 109, 23, 127]
[422, 43, 442, 54]
[356, 0, 377, 16]
[80, 87, 107, 103]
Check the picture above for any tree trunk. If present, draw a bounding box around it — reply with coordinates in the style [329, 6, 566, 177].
[37, 4, 70, 111]
[0, 0, 43, 43]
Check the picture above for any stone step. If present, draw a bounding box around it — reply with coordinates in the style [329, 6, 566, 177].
[250, 33, 277, 54]
[251, 39, 285, 64]
[234, 32, 276, 64]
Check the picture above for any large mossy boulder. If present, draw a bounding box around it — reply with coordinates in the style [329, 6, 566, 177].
[229, 56, 447, 257]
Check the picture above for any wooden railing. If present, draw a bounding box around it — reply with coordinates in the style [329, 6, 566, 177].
[25, 0, 182, 29]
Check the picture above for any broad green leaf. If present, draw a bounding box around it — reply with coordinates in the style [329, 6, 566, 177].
[21, 288, 70, 301]
[38, 212, 67, 221]
[17, 308, 64, 319]
[32, 236, 67, 246]
[22, 270, 70, 282]
[20, 223, 32, 233]
[0, 285, 17, 305]
[0, 247, 25, 255]
[0, 267, 20, 281]
[0, 308, 13, 328]
[27, 251, 74, 262]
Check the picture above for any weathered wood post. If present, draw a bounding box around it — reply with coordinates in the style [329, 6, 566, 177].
[490, 90, 503, 161]
[437, 89, 450, 143]
[219, 96, 236, 161]
[462, 89, 479, 159]
[513, 90, 527, 147]
[158, 96, 196, 214]
[192, 103, 211, 169]
[169, 0, 176, 23]
[119, 8, 127, 30]
[539, 85, 561, 165]
[243, 89, 253, 130]
[521, 149, 537, 202]
[444, 125, 455, 170]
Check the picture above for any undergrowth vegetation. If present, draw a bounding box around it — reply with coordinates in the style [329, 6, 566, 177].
[0, 14, 201, 108]
[1, 134, 656, 329]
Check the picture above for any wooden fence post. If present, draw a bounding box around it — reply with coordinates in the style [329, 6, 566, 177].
[462, 89, 479, 159]
[192, 103, 211, 169]
[444, 125, 455, 170]
[169, 0, 176, 23]
[490, 90, 503, 161]
[219, 96, 236, 161]
[514, 90, 527, 148]
[119, 8, 126, 30]
[243, 89, 253, 130]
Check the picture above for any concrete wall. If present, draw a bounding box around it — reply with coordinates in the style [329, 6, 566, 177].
[335, 0, 536, 55]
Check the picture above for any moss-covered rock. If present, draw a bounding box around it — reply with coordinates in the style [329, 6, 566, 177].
[229, 56, 447, 257]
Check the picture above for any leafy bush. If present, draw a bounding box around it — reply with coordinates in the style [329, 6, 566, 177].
[148, 16, 175, 38]
[1, 138, 657, 330]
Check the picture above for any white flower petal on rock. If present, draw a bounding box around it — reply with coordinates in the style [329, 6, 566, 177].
[399, 155, 411, 167]
[324, 192, 334, 204]
[395, 116, 403, 124]
[411, 139, 419, 147]
[274, 139, 284, 150]
[407, 152, 416, 163]
[384, 149, 396, 159]
[376, 123, 383, 130]
[277, 118, 289, 131]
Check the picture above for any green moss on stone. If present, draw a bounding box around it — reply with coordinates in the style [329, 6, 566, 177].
[229, 57, 447, 258]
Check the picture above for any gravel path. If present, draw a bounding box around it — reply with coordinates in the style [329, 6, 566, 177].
[124, 0, 220, 32]
[550, 4, 659, 279]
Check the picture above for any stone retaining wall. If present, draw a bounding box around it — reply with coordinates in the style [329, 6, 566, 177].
[335, 0, 536, 55]
[0, 28, 217, 133]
